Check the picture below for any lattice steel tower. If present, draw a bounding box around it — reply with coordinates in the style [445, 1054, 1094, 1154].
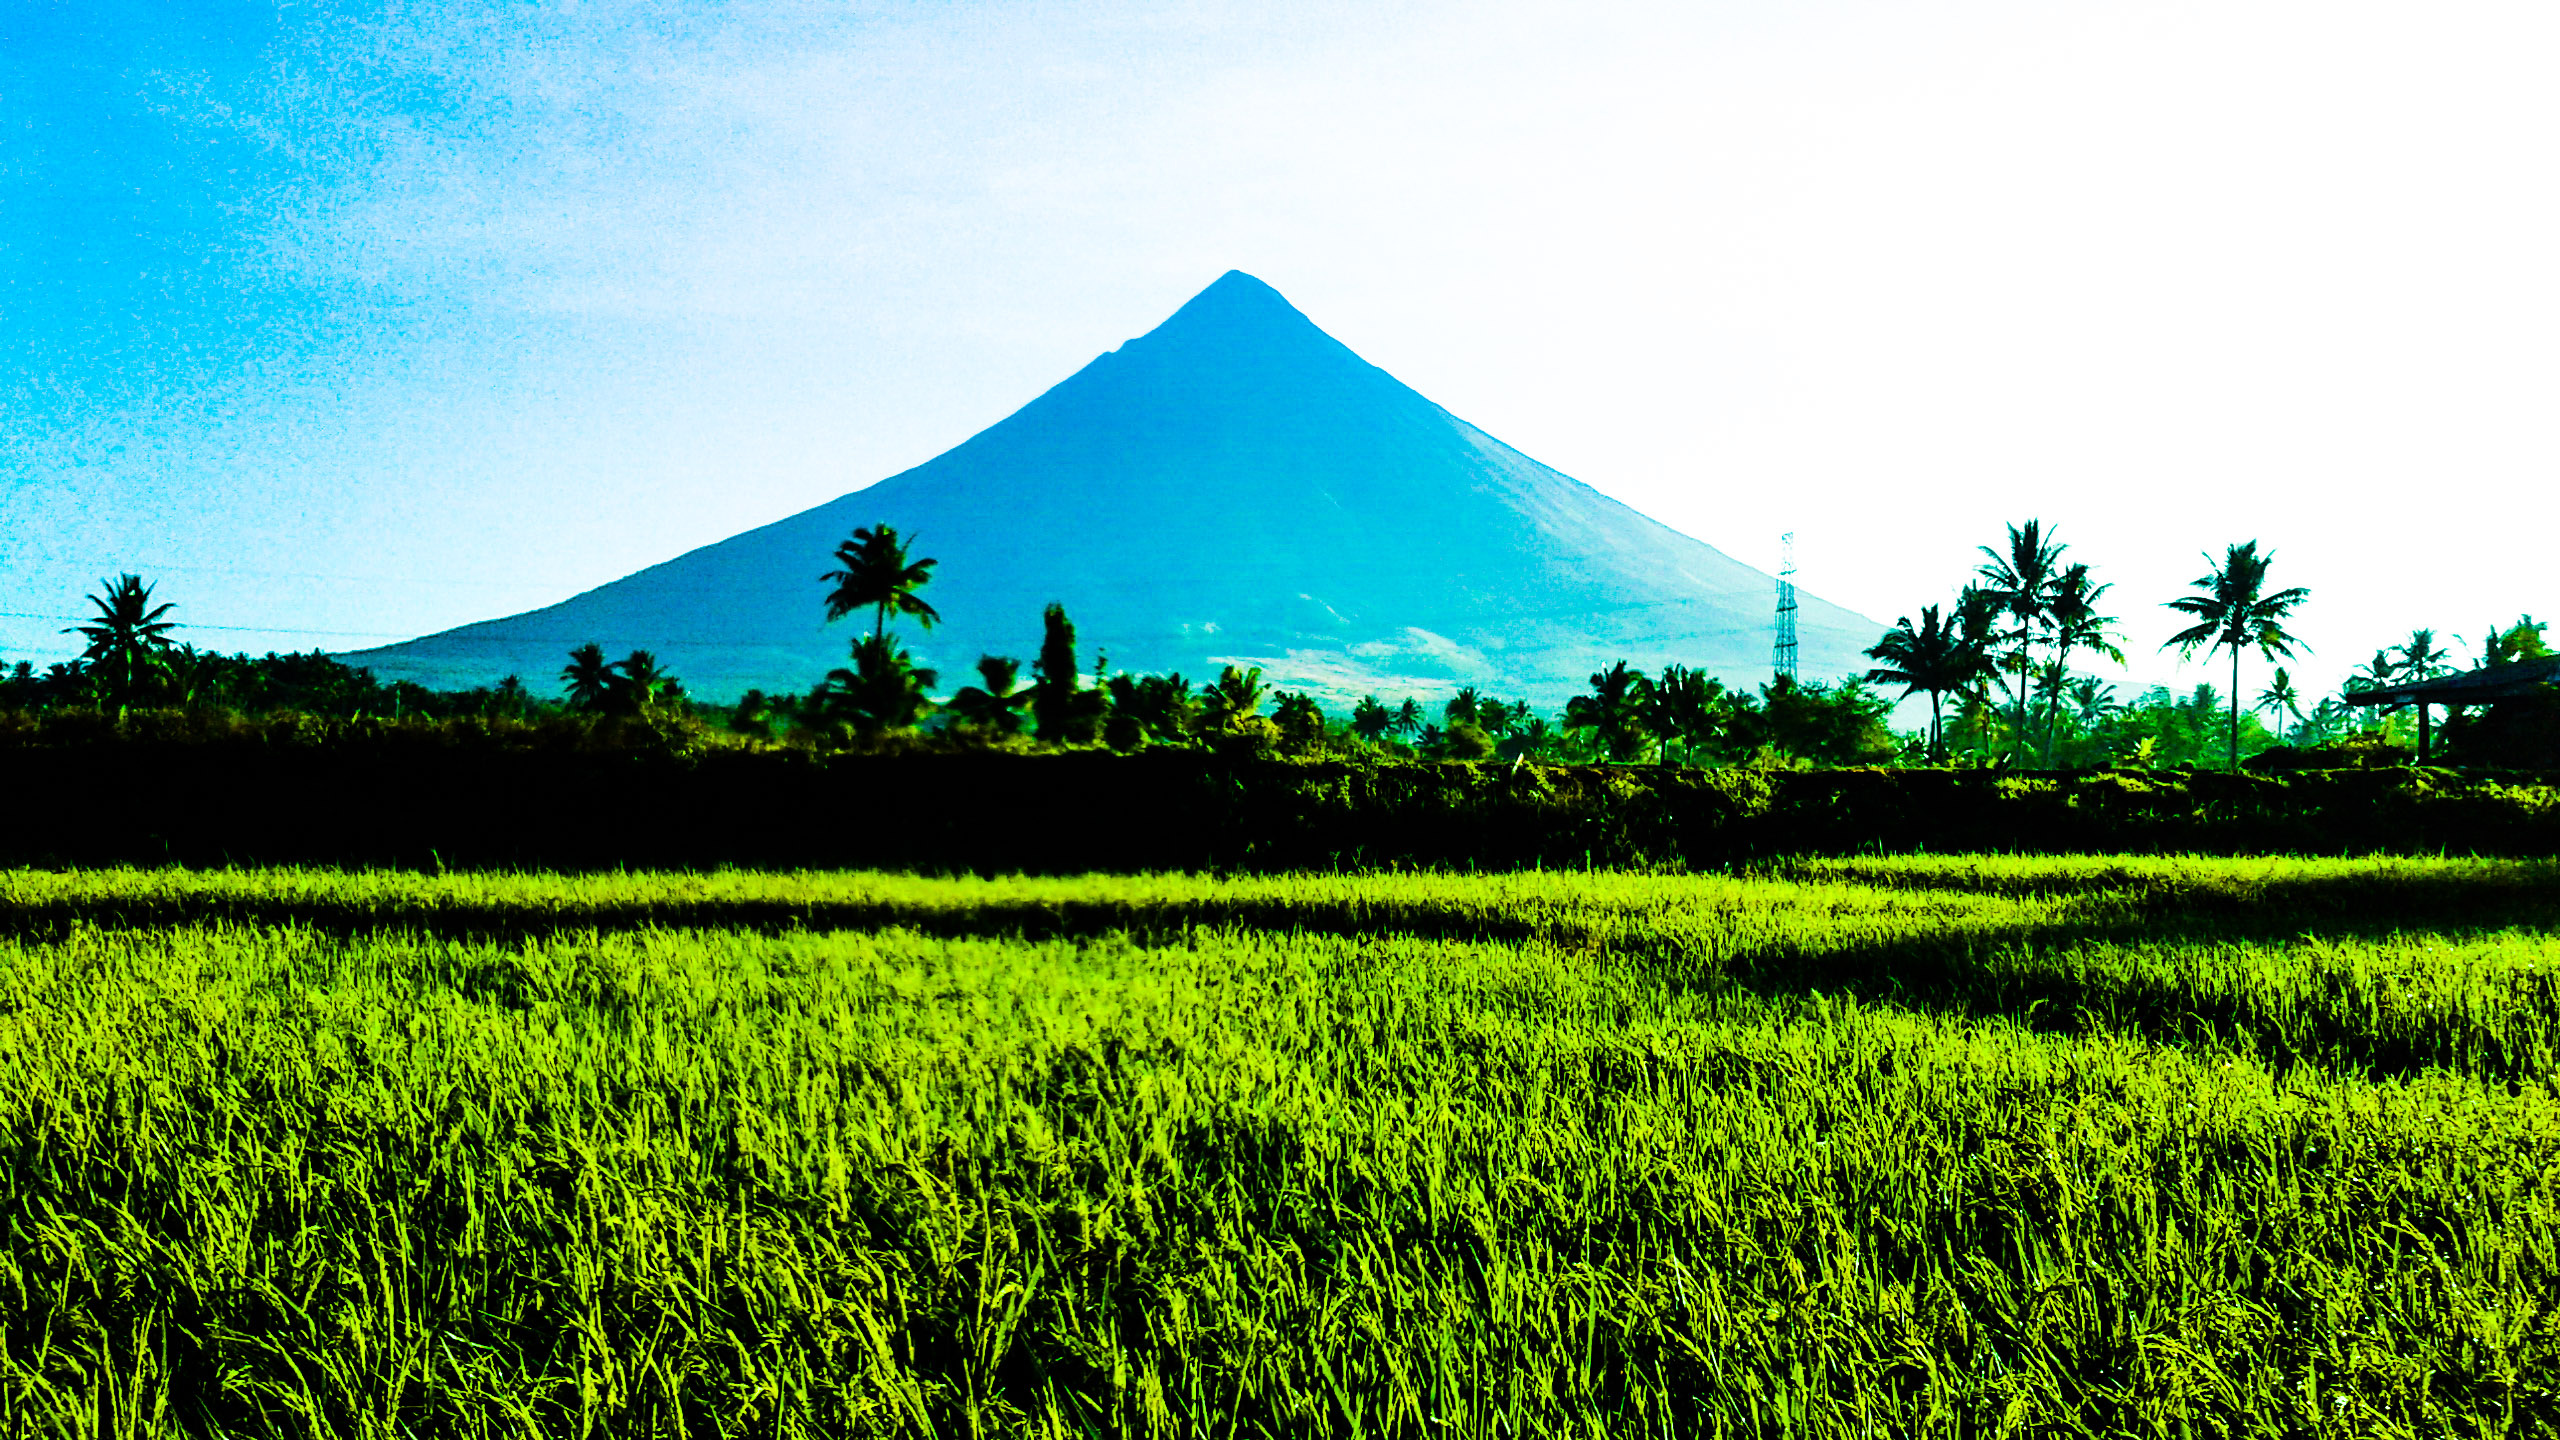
[1773, 531, 1799, 682]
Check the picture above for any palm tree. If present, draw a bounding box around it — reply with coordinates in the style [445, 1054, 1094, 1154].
[1272, 692, 1325, 749]
[1646, 665, 1728, 766]
[1350, 695, 1393, 745]
[1565, 661, 1655, 761]
[2040, 564, 2122, 763]
[1975, 521, 2069, 753]
[821, 525, 940, 642]
[67, 574, 179, 718]
[1863, 605, 1992, 762]
[612, 650, 677, 715]
[2255, 667, 2302, 746]
[560, 643, 617, 713]
[1391, 698, 1424, 740]
[1103, 672, 1195, 747]
[2345, 649, 2397, 694]
[822, 633, 938, 738]
[947, 655, 1031, 737]
[2395, 628, 2452, 684]
[2066, 676, 2120, 732]
[2162, 540, 2312, 770]
[1200, 665, 1267, 728]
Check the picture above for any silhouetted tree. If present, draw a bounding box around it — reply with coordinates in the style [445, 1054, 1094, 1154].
[611, 650, 679, 715]
[822, 525, 941, 642]
[2255, 667, 2302, 746]
[1863, 605, 1992, 762]
[2395, 628, 2453, 684]
[1645, 665, 1729, 766]
[560, 643, 617, 713]
[2040, 564, 2122, 763]
[1273, 692, 1326, 750]
[68, 574, 178, 718]
[1103, 671, 1194, 750]
[1391, 698, 1424, 740]
[823, 633, 937, 738]
[1565, 661, 1655, 762]
[1975, 521, 2069, 756]
[2163, 540, 2311, 770]
[1030, 604, 1105, 744]
[1200, 665, 1268, 729]
[948, 655, 1032, 738]
[1350, 695, 1393, 745]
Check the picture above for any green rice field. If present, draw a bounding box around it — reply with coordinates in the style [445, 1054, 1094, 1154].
[4, 857, 2558, 1437]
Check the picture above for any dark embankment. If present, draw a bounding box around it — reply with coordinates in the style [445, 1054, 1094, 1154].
[5, 727, 2558, 870]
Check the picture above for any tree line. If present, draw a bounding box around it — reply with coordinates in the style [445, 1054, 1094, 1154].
[15, 521, 2553, 769]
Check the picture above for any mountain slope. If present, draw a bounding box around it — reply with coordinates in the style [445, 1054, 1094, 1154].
[350, 272, 1881, 705]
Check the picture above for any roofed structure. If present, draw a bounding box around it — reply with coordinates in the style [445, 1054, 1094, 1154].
[2339, 654, 2560, 709]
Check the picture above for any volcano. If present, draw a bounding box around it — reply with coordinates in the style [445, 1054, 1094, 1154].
[350, 272, 1880, 705]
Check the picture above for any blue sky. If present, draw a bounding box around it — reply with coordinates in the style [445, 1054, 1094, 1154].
[7, 0, 2558, 699]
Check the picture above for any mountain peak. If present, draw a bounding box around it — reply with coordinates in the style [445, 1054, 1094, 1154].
[1128, 270, 1329, 355]
[351, 270, 1882, 703]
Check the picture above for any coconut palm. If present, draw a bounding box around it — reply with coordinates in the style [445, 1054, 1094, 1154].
[1200, 665, 1267, 728]
[1350, 695, 1393, 745]
[1102, 672, 1195, 747]
[1391, 698, 1424, 740]
[2040, 565, 2122, 763]
[2066, 676, 2120, 732]
[2255, 667, 2303, 746]
[1975, 521, 2069, 751]
[2395, 628, 2453, 684]
[612, 650, 677, 715]
[67, 574, 179, 718]
[2162, 540, 2312, 770]
[947, 655, 1032, 737]
[560, 643, 617, 713]
[1565, 661, 1655, 762]
[2344, 649, 2397, 695]
[821, 525, 940, 642]
[1272, 692, 1325, 749]
[1646, 665, 1729, 766]
[821, 633, 937, 738]
[1863, 604, 1993, 763]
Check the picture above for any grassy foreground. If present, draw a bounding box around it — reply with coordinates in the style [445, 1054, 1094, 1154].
[3, 860, 2558, 1437]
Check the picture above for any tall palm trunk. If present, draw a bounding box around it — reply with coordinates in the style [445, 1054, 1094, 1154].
[2228, 645, 2241, 771]
[2043, 640, 2074, 767]
[1929, 691, 1944, 763]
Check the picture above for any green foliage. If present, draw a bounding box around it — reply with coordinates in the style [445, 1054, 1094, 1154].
[2, 860, 2555, 1433]
[1030, 604, 1105, 745]
[1271, 691, 1326, 751]
[2482, 615, 2552, 667]
[1565, 660, 1654, 761]
[1864, 603, 1993, 761]
[1103, 671, 1194, 751]
[946, 655, 1032, 739]
[2163, 540, 2312, 771]
[818, 634, 937, 738]
[1198, 665, 1267, 729]
[1349, 695, 1392, 744]
[821, 524, 941, 640]
[66, 573, 178, 715]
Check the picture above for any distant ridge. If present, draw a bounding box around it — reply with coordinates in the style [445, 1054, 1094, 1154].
[349, 271, 1881, 704]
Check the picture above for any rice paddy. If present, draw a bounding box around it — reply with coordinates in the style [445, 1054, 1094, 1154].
[2, 857, 2556, 1436]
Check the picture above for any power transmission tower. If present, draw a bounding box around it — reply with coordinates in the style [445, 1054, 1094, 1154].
[1773, 531, 1798, 683]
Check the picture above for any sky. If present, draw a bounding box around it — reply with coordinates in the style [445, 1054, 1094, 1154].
[6, 0, 2557, 704]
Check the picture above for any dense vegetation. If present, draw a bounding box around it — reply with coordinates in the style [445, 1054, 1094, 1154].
[21, 518, 2556, 773]
[3, 858, 2555, 1435]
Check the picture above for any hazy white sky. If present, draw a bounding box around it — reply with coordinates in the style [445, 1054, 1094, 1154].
[7, 0, 2556, 701]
